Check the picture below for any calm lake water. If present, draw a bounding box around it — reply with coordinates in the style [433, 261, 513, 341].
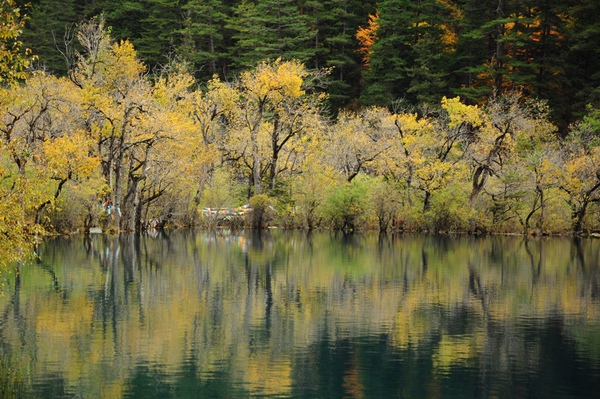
[1, 231, 600, 398]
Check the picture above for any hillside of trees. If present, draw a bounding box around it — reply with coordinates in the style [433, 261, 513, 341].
[15, 0, 600, 133]
[3, 0, 600, 271]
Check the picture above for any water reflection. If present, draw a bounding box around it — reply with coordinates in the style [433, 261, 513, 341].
[1, 232, 599, 398]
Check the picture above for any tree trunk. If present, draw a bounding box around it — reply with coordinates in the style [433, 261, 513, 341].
[253, 155, 262, 195]
[470, 166, 488, 204]
[112, 139, 125, 231]
[269, 117, 281, 191]
[423, 191, 432, 212]
[571, 202, 587, 234]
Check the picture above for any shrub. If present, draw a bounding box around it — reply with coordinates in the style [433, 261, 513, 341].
[323, 177, 370, 231]
[249, 194, 275, 229]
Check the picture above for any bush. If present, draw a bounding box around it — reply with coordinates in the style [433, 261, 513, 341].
[370, 177, 402, 231]
[249, 194, 275, 229]
[422, 186, 473, 233]
[45, 180, 107, 233]
[323, 177, 371, 231]
[291, 164, 339, 230]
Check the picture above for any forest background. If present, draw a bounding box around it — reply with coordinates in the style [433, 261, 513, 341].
[2, 0, 600, 270]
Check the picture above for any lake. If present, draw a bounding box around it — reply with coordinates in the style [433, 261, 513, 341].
[1, 231, 599, 398]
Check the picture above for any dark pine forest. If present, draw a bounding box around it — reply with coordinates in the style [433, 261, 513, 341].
[18, 0, 600, 133]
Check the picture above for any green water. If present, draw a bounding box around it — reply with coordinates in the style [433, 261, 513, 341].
[1, 231, 599, 398]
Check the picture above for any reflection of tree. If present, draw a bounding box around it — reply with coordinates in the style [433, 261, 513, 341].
[524, 237, 543, 287]
[0, 233, 599, 397]
[573, 237, 586, 271]
[468, 261, 488, 316]
[0, 273, 29, 396]
[572, 238, 600, 301]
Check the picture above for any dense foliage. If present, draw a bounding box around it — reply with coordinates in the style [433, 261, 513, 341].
[3, 2, 600, 274]
[14, 0, 600, 130]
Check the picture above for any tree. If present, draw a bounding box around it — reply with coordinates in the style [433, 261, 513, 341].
[93, 0, 184, 71]
[0, 0, 34, 83]
[312, 0, 370, 110]
[378, 108, 434, 208]
[465, 93, 553, 204]
[135, 0, 184, 70]
[403, 0, 457, 105]
[506, 143, 561, 233]
[292, 158, 339, 230]
[0, 76, 38, 270]
[325, 106, 393, 182]
[355, 10, 378, 69]
[139, 64, 216, 229]
[411, 107, 470, 213]
[479, 102, 560, 233]
[323, 175, 371, 231]
[526, 0, 572, 132]
[369, 176, 401, 231]
[73, 17, 187, 231]
[452, 0, 509, 101]
[360, 0, 454, 106]
[559, 106, 600, 233]
[228, 0, 316, 71]
[214, 58, 326, 196]
[1, 2, 54, 270]
[1, 69, 100, 271]
[95, 0, 147, 51]
[451, 0, 571, 111]
[377, 101, 471, 215]
[564, 0, 600, 125]
[19, 0, 79, 75]
[179, 77, 228, 222]
[226, 0, 264, 71]
[256, 0, 316, 63]
[179, 0, 230, 79]
[358, 1, 405, 106]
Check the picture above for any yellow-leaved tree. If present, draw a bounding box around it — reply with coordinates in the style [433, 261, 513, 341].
[378, 102, 473, 231]
[465, 93, 553, 204]
[72, 17, 199, 231]
[0, 0, 34, 84]
[1, 69, 101, 273]
[180, 77, 229, 222]
[325, 106, 394, 182]
[0, 0, 34, 273]
[138, 64, 214, 228]
[74, 19, 153, 231]
[212, 58, 327, 196]
[559, 106, 600, 233]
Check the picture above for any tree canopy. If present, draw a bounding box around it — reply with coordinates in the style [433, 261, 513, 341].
[13, 0, 597, 126]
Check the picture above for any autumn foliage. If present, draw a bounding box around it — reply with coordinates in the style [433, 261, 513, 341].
[3, 15, 600, 274]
